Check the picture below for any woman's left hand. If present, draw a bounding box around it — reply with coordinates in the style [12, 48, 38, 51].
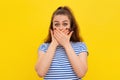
[53, 29, 73, 47]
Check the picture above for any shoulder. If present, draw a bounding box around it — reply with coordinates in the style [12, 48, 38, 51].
[40, 43, 50, 47]
[71, 41, 88, 54]
[38, 43, 50, 52]
[71, 41, 87, 47]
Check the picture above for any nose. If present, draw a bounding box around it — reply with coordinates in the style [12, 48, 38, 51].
[59, 28, 63, 31]
[59, 25, 64, 31]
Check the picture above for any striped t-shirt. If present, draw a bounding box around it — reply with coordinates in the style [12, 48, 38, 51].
[38, 42, 88, 80]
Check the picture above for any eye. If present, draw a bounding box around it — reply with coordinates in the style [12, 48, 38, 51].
[54, 23, 60, 27]
[63, 23, 68, 26]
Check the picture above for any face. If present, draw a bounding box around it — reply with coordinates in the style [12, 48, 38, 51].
[52, 15, 71, 31]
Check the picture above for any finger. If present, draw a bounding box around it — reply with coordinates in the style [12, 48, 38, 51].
[61, 28, 67, 34]
[53, 28, 56, 30]
[54, 31, 61, 41]
[56, 29, 65, 36]
[61, 28, 67, 33]
[54, 30, 62, 38]
[64, 29, 70, 35]
[68, 31, 74, 38]
[61, 29, 65, 32]
[50, 29, 55, 39]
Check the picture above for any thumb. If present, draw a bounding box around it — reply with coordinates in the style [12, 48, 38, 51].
[50, 29, 53, 37]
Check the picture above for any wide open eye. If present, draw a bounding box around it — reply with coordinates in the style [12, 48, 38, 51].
[63, 23, 68, 26]
[54, 23, 60, 27]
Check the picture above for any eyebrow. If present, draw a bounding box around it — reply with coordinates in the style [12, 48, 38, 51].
[63, 20, 68, 22]
[53, 21, 59, 22]
[53, 20, 68, 22]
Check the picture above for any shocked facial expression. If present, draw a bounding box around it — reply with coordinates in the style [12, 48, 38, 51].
[52, 15, 71, 32]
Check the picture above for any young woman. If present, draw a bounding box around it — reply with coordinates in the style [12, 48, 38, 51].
[35, 6, 88, 80]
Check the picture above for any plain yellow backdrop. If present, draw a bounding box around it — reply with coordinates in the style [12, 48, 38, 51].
[0, 0, 120, 80]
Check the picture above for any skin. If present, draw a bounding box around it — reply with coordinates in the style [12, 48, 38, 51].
[35, 15, 88, 78]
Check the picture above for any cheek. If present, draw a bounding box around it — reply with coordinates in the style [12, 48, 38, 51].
[52, 25, 56, 29]
[52, 26, 59, 30]
[53, 26, 55, 28]
[67, 23, 71, 28]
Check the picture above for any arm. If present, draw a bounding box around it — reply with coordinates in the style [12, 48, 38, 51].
[53, 29, 88, 78]
[35, 30, 58, 77]
[35, 42, 57, 77]
[64, 43, 88, 78]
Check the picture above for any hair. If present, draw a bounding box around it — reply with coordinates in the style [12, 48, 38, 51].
[44, 6, 83, 43]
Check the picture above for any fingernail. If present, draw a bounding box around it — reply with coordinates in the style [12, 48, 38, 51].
[69, 28, 72, 31]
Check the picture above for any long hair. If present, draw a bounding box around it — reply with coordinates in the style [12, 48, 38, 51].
[44, 6, 83, 43]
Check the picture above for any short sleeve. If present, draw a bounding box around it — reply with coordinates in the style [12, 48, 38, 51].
[38, 43, 49, 53]
[77, 42, 88, 55]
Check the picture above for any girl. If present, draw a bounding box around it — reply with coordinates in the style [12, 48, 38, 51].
[35, 6, 88, 80]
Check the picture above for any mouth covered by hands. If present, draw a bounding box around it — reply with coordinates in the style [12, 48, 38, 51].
[52, 28, 73, 47]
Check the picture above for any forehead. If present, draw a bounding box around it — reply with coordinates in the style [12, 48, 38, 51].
[53, 15, 70, 22]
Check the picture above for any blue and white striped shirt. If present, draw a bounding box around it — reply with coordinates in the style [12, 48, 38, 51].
[38, 42, 88, 80]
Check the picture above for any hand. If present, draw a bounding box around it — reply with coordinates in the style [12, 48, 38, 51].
[50, 29, 59, 47]
[53, 29, 73, 47]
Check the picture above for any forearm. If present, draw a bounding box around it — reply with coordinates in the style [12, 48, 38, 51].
[64, 43, 87, 78]
[36, 42, 57, 76]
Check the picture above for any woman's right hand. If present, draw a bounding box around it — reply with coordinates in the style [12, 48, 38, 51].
[50, 29, 59, 47]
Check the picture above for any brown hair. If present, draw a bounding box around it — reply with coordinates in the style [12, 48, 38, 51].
[44, 6, 83, 43]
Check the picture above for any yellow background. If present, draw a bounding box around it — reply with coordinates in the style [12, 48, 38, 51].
[0, 0, 120, 80]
